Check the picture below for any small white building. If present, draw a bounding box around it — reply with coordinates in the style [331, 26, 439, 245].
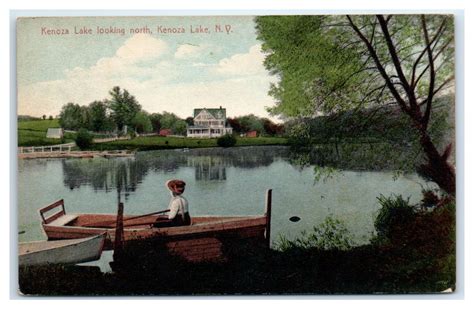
[187, 107, 233, 138]
[46, 128, 64, 139]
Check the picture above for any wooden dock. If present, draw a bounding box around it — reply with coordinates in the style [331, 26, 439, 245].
[18, 148, 135, 159]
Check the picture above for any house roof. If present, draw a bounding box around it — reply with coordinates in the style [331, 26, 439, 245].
[193, 108, 226, 119]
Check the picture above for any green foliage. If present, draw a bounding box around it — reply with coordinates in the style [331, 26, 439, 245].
[59, 103, 88, 130]
[131, 111, 153, 133]
[173, 119, 188, 136]
[313, 165, 340, 182]
[276, 215, 355, 251]
[256, 15, 454, 117]
[149, 113, 162, 132]
[374, 194, 416, 241]
[287, 120, 312, 147]
[227, 115, 284, 136]
[75, 128, 93, 150]
[283, 95, 453, 176]
[237, 114, 264, 133]
[217, 134, 237, 147]
[256, 15, 456, 194]
[256, 16, 367, 117]
[159, 112, 187, 135]
[107, 86, 141, 131]
[87, 100, 113, 132]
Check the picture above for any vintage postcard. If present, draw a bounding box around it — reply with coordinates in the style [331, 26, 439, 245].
[17, 15, 456, 295]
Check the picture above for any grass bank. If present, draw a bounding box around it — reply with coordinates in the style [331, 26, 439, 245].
[19, 240, 454, 296]
[90, 136, 288, 151]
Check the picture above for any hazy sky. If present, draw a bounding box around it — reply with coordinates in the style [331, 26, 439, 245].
[17, 16, 279, 121]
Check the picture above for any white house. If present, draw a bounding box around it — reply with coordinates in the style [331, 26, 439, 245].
[187, 107, 233, 138]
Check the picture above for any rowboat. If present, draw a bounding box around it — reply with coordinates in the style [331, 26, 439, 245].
[19, 233, 106, 267]
[38, 190, 272, 263]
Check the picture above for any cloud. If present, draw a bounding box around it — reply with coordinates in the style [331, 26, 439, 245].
[174, 44, 208, 59]
[215, 44, 267, 76]
[115, 34, 168, 63]
[18, 37, 279, 121]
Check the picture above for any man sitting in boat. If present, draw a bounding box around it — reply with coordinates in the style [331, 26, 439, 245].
[153, 179, 191, 227]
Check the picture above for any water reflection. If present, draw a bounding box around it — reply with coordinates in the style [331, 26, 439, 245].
[62, 146, 290, 191]
[61, 144, 416, 193]
[190, 156, 227, 181]
[62, 158, 145, 194]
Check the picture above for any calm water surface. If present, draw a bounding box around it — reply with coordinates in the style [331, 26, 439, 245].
[18, 146, 435, 248]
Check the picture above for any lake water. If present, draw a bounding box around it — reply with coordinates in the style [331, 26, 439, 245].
[18, 146, 435, 247]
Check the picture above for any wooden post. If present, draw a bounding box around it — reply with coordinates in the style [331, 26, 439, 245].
[265, 189, 272, 249]
[113, 202, 124, 261]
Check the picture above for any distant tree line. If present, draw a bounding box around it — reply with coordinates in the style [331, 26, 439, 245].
[58, 86, 286, 137]
[226, 114, 284, 136]
[18, 115, 55, 121]
[58, 86, 188, 135]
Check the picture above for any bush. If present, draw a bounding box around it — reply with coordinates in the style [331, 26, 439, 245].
[217, 134, 237, 147]
[374, 194, 416, 241]
[75, 128, 93, 150]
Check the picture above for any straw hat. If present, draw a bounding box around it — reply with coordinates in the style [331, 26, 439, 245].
[166, 179, 186, 192]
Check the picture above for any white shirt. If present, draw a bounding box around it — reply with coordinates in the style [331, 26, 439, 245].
[168, 194, 189, 220]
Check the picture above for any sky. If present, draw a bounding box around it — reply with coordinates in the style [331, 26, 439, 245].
[17, 16, 280, 121]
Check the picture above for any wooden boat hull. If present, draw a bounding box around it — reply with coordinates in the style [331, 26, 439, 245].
[42, 215, 267, 262]
[38, 193, 272, 263]
[19, 233, 106, 267]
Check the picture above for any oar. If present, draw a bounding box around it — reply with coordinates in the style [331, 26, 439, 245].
[83, 209, 170, 228]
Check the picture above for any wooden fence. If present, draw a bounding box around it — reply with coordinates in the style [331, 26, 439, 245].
[18, 145, 73, 154]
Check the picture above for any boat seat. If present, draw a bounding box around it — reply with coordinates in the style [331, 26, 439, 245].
[48, 214, 78, 226]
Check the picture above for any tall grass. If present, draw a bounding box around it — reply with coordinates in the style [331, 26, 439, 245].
[276, 215, 355, 251]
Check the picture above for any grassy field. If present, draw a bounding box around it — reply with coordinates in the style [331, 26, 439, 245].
[18, 119, 60, 131]
[18, 119, 75, 146]
[91, 135, 288, 151]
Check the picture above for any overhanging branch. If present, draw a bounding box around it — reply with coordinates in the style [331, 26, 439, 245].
[346, 15, 410, 114]
[421, 15, 436, 130]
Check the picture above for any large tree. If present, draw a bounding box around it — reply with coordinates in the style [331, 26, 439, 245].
[107, 86, 141, 131]
[256, 15, 455, 195]
[87, 100, 111, 132]
[59, 102, 88, 130]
